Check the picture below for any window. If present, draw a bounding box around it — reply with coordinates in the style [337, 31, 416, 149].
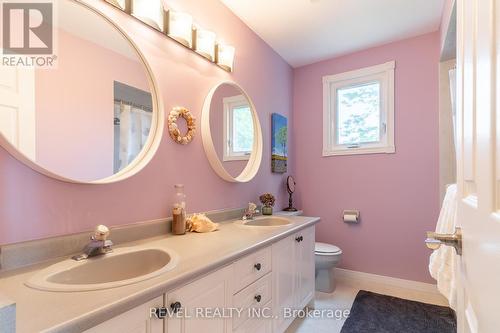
[323, 61, 395, 156]
[223, 94, 254, 161]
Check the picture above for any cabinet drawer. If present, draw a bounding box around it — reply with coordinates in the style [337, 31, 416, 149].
[233, 247, 271, 293]
[233, 273, 272, 329]
[233, 302, 272, 333]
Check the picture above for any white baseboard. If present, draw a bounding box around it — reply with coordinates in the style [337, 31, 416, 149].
[335, 268, 449, 306]
[336, 268, 438, 293]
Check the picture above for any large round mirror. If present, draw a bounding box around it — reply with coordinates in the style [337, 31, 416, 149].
[202, 82, 262, 182]
[0, 0, 162, 183]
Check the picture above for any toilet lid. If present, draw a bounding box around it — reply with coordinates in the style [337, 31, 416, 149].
[315, 242, 342, 254]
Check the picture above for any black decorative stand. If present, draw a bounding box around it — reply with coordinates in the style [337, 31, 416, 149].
[283, 191, 297, 211]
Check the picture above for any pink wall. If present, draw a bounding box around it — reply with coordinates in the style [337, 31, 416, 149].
[0, 0, 293, 245]
[35, 28, 149, 181]
[210, 84, 248, 177]
[293, 32, 440, 283]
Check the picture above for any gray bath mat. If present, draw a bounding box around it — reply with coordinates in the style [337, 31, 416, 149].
[340, 290, 456, 333]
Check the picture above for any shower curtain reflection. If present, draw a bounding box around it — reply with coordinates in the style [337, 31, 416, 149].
[114, 101, 152, 173]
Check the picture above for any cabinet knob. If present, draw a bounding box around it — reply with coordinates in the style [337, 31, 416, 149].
[254, 263, 262, 271]
[254, 294, 262, 303]
[295, 236, 301, 242]
[170, 301, 182, 314]
[300, 236, 304, 242]
[154, 307, 167, 319]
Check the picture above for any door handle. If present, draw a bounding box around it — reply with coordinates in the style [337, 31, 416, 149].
[425, 227, 462, 255]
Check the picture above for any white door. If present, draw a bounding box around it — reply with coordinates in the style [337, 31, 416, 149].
[454, 0, 500, 332]
[166, 266, 233, 333]
[0, 64, 36, 160]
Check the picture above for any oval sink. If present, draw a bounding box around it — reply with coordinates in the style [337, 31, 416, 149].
[26, 247, 179, 292]
[238, 216, 292, 227]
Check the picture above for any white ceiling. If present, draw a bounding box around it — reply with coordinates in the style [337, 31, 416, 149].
[221, 0, 445, 67]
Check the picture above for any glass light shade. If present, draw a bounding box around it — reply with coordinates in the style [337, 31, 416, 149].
[195, 28, 216, 61]
[132, 0, 164, 31]
[168, 11, 193, 48]
[216, 44, 235, 72]
[105, 0, 127, 10]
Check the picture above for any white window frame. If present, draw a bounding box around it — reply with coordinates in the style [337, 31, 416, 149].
[322, 61, 395, 156]
[223, 94, 252, 161]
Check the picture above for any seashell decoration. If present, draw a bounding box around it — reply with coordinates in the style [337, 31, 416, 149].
[186, 213, 219, 233]
[168, 107, 196, 145]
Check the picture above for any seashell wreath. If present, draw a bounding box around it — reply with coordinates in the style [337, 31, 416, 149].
[168, 107, 196, 145]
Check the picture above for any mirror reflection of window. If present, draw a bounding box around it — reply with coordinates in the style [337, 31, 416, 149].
[113, 81, 153, 173]
[223, 94, 254, 161]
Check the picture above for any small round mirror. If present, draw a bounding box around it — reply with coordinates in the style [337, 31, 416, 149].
[287, 175, 296, 194]
[284, 175, 298, 212]
[202, 82, 262, 182]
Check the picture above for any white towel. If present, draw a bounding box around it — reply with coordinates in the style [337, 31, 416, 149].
[429, 184, 458, 309]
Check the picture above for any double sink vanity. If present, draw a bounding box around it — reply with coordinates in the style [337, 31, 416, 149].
[0, 1, 315, 332]
[0, 213, 318, 333]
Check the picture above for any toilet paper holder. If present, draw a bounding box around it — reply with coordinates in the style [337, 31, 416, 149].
[343, 210, 360, 223]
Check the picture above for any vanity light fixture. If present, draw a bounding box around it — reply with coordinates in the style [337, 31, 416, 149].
[216, 43, 235, 72]
[166, 10, 194, 48]
[131, 0, 165, 31]
[194, 27, 216, 61]
[102, 0, 235, 72]
[104, 0, 129, 11]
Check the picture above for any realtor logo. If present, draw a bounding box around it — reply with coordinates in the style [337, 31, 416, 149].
[2, 2, 53, 54]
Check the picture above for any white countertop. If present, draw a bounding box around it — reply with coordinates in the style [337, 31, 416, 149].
[0, 215, 319, 333]
[275, 210, 303, 216]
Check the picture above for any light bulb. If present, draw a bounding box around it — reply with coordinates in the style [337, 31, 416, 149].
[132, 0, 164, 31]
[105, 0, 127, 11]
[217, 43, 235, 72]
[195, 28, 216, 61]
[168, 10, 193, 48]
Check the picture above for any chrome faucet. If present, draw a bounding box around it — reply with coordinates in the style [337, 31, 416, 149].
[242, 202, 259, 220]
[72, 225, 113, 261]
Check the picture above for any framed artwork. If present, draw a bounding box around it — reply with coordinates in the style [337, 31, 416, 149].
[271, 113, 288, 173]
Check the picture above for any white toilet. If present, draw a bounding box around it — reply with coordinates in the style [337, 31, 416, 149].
[315, 242, 342, 293]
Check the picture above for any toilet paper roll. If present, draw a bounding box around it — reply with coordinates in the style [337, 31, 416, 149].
[343, 210, 359, 223]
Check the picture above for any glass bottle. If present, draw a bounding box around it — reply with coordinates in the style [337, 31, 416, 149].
[172, 184, 186, 235]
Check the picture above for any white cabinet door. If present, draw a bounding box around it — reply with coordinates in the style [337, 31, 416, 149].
[272, 226, 316, 333]
[84, 296, 163, 333]
[272, 234, 296, 333]
[166, 265, 233, 333]
[295, 226, 315, 309]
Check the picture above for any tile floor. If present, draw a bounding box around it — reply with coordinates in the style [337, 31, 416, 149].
[286, 277, 449, 333]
